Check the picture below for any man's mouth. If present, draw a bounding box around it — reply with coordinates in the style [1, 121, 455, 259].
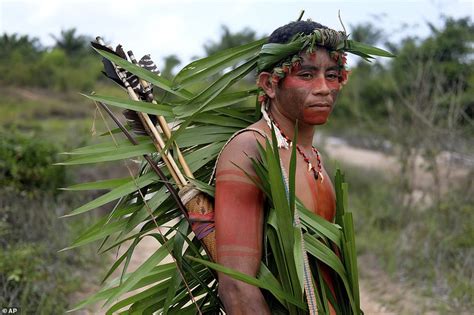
[308, 103, 331, 108]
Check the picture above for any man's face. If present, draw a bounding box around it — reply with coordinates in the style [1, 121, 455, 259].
[273, 48, 341, 125]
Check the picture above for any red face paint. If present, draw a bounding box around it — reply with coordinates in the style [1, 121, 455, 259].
[273, 48, 341, 126]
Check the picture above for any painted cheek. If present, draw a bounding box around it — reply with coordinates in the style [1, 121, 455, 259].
[313, 77, 340, 92]
[283, 75, 311, 88]
[327, 80, 340, 90]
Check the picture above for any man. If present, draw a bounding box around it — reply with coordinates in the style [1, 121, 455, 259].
[214, 20, 346, 314]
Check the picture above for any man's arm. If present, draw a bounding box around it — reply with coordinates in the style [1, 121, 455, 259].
[214, 132, 270, 315]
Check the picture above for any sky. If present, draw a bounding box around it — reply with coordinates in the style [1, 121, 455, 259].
[1, 0, 472, 66]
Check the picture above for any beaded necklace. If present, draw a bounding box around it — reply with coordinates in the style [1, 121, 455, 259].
[265, 111, 324, 183]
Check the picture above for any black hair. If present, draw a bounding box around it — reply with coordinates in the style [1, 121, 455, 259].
[257, 20, 332, 75]
[268, 20, 329, 44]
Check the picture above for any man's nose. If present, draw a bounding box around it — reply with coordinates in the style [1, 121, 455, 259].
[311, 77, 331, 96]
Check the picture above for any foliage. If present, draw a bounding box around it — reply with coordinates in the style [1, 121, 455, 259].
[333, 161, 474, 313]
[0, 130, 104, 314]
[0, 29, 101, 91]
[161, 54, 182, 79]
[0, 33, 42, 60]
[50, 28, 92, 57]
[204, 25, 259, 56]
[349, 23, 383, 46]
[0, 188, 105, 314]
[334, 17, 473, 130]
[60, 39, 263, 313]
[0, 129, 66, 192]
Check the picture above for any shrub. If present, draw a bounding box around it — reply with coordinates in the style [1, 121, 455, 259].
[334, 161, 474, 312]
[0, 129, 66, 193]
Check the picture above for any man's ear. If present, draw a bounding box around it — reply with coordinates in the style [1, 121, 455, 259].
[257, 72, 276, 99]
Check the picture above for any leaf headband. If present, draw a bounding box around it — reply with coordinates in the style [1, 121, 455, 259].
[257, 27, 395, 73]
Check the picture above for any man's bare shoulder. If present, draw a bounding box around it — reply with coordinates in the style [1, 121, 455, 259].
[217, 121, 269, 170]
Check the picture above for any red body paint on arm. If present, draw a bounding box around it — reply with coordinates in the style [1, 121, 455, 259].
[215, 178, 264, 260]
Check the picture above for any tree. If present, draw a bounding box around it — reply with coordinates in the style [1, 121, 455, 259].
[349, 22, 383, 46]
[50, 28, 90, 56]
[204, 25, 258, 56]
[161, 54, 181, 79]
[0, 33, 42, 59]
[390, 17, 474, 121]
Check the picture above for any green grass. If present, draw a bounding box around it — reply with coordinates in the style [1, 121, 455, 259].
[0, 188, 106, 314]
[0, 85, 122, 313]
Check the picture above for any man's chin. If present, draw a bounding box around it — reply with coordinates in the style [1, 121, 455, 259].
[302, 107, 332, 125]
[302, 115, 331, 126]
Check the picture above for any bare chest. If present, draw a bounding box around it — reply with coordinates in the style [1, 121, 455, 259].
[279, 150, 336, 221]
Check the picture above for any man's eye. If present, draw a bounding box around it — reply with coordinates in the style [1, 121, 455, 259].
[326, 72, 339, 80]
[299, 73, 313, 79]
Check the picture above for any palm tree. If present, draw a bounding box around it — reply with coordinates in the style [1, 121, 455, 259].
[204, 25, 258, 56]
[0, 33, 42, 59]
[161, 54, 181, 79]
[50, 28, 89, 56]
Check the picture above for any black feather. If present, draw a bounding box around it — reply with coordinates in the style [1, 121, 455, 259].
[123, 109, 158, 135]
[139, 54, 160, 74]
[91, 41, 120, 57]
[92, 41, 145, 96]
[92, 40, 155, 132]
[101, 71, 124, 88]
[101, 59, 123, 85]
[115, 45, 128, 60]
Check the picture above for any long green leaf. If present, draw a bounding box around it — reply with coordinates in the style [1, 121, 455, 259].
[174, 38, 266, 84]
[62, 172, 158, 217]
[187, 178, 215, 197]
[172, 89, 257, 118]
[83, 93, 173, 116]
[60, 177, 130, 191]
[346, 40, 396, 58]
[120, 186, 169, 237]
[297, 203, 342, 249]
[107, 284, 169, 315]
[63, 136, 149, 155]
[187, 256, 307, 310]
[303, 233, 357, 314]
[57, 142, 155, 165]
[184, 142, 224, 173]
[68, 263, 175, 312]
[174, 56, 258, 118]
[104, 237, 174, 306]
[266, 130, 303, 299]
[192, 112, 249, 128]
[61, 219, 128, 251]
